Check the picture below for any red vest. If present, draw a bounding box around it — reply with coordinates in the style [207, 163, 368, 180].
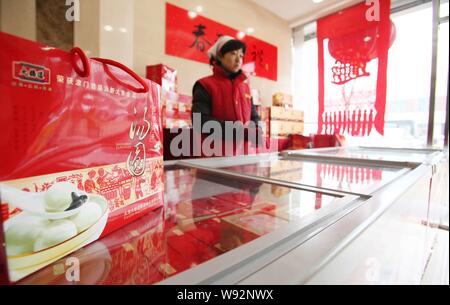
[198, 65, 252, 123]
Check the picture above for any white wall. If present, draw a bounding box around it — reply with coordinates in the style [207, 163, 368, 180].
[133, 0, 292, 103]
[0, 0, 36, 40]
[1, 0, 293, 104]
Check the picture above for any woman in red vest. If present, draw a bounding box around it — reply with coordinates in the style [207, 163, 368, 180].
[192, 35, 263, 157]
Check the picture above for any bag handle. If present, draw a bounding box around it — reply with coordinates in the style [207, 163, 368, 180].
[92, 57, 149, 93]
[70, 47, 90, 77]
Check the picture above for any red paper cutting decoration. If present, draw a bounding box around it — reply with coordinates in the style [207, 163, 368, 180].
[317, 1, 396, 136]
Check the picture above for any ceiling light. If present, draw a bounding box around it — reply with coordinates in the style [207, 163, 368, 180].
[119, 27, 128, 33]
[188, 11, 197, 19]
[246, 27, 255, 34]
[237, 31, 246, 39]
[195, 5, 203, 13]
[312, 0, 323, 3]
[103, 25, 114, 32]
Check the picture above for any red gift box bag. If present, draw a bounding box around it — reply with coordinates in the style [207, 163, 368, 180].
[0, 32, 164, 283]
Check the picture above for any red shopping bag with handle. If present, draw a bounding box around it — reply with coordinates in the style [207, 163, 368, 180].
[0, 32, 163, 283]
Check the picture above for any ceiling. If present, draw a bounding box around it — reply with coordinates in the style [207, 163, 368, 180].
[250, 0, 370, 28]
[250, 0, 436, 27]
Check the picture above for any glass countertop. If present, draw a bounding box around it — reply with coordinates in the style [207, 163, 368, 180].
[18, 166, 343, 285]
[217, 156, 404, 195]
[285, 147, 438, 164]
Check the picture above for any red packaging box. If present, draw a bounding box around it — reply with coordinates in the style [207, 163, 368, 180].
[184, 217, 222, 249]
[192, 197, 245, 216]
[146, 64, 178, 92]
[220, 209, 289, 252]
[166, 228, 221, 273]
[0, 32, 164, 284]
[177, 94, 193, 105]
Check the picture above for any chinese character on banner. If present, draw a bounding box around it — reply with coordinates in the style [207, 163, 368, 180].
[317, 0, 396, 136]
[165, 3, 277, 81]
[189, 24, 212, 52]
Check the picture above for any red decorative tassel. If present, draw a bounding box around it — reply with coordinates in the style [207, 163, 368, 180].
[334, 112, 339, 134]
[368, 109, 374, 135]
[329, 112, 334, 134]
[345, 111, 350, 134]
[362, 109, 367, 136]
[351, 110, 357, 136]
[357, 109, 362, 136]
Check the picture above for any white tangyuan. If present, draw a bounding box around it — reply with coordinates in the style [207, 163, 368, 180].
[44, 182, 77, 212]
[5, 215, 49, 256]
[33, 219, 77, 252]
[70, 201, 102, 232]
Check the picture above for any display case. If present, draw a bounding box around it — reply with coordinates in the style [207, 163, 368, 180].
[283, 146, 442, 166]
[14, 147, 448, 285]
[179, 154, 409, 196]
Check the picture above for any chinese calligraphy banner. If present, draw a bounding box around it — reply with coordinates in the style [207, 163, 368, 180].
[317, 1, 395, 136]
[165, 3, 278, 81]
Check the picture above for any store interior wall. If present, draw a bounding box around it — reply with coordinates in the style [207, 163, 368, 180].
[36, 0, 74, 51]
[0, 0, 36, 41]
[0, 0, 292, 104]
[133, 0, 293, 102]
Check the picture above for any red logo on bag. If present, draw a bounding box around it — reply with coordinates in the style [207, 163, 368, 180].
[13, 61, 51, 84]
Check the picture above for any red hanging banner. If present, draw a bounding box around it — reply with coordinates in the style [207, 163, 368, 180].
[317, 1, 396, 136]
[165, 3, 277, 81]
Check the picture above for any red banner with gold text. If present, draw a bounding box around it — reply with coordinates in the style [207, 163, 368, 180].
[165, 3, 277, 81]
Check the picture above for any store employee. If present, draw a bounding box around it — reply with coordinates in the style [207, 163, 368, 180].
[192, 35, 263, 156]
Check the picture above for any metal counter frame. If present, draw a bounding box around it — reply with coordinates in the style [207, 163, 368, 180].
[159, 147, 446, 284]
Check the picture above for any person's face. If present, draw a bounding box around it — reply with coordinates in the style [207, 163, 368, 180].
[218, 49, 244, 73]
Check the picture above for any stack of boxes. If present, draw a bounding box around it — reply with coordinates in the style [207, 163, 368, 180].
[146, 64, 193, 129]
[255, 92, 304, 152]
[269, 106, 304, 136]
[257, 94, 305, 137]
[162, 91, 192, 128]
[270, 92, 304, 137]
[272, 92, 293, 108]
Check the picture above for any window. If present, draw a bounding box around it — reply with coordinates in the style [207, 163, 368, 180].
[293, 1, 448, 148]
[433, 2, 449, 147]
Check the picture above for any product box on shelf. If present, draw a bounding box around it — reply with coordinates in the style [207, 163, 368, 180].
[270, 107, 304, 122]
[146, 64, 178, 92]
[272, 92, 293, 108]
[0, 32, 164, 284]
[270, 121, 304, 136]
[161, 90, 193, 129]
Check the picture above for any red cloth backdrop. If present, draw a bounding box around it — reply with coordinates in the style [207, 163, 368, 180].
[165, 3, 278, 81]
[317, 1, 395, 136]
